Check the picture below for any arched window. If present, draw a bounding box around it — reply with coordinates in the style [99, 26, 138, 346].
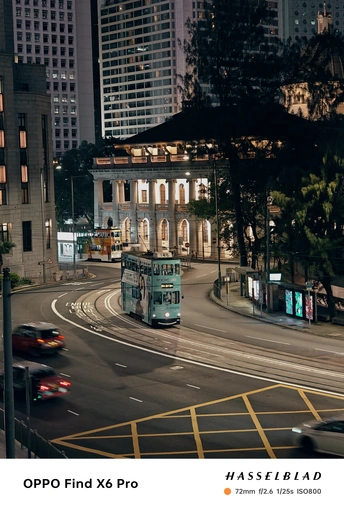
[161, 219, 168, 241]
[179, 183, 185, 204]
[181, 219, 188, 242]
[143, 220, 148, 240]
[160, 184, 166, 204]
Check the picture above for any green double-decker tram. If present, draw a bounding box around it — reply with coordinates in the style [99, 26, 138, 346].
[121, 251, 181, 327]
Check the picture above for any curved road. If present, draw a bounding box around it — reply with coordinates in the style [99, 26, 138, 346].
[1, 261, 343, 458]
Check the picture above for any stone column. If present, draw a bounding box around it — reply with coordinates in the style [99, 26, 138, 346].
[112, 180, 119, 226]
[129, 179, 138, 243]
[93, 179, 103, 228]
[149, 179, 157, 251]
[118, 180, 126, 203]
[167, 179, 177, 250]
[187, 178, 197, 201]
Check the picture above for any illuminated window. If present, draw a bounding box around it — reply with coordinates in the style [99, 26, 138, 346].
[179, 183, 185, 204]
[160, 183, 166, 203]
[0, 223, 9, 241]
[0, 165, 6, 183]
[45, 219, 51, 249]
[181, 219, 188, 242]
[0, 130, 4, 148]
[21, 165, 28, 183]
[19, 130, 26, 148]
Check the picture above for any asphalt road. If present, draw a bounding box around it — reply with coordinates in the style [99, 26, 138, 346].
[1, 261, 343, 458]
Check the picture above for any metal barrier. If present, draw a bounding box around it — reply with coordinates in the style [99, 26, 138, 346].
[0, 410, 68, 458]
[180, 257, 191, 271]
[213, 278, 223, 299]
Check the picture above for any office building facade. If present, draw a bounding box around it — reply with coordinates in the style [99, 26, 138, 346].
[280, 1, 343, 41]
[0, 0, 58, 279]
[12, 0, 96, 158]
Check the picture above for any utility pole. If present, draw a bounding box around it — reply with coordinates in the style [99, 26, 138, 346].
[2, 267, 15, 458]
[214, 159, 222, 285]
[40, 169, 47, 283]
[266, 196, 272, 313]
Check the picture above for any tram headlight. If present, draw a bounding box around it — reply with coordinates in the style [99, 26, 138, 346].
[152, 314, 156, 318]
[164, 312, 170, 318]
[177, 313, 180, 317]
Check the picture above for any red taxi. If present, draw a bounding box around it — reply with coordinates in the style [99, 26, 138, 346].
[12, 322, 65, 356]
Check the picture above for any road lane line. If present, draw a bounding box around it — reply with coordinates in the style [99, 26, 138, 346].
[130, 397, 143, 403]
[315, 348, 344, 355]
[196, 324, 227, 333]
[115, 363, 127, 368]
[187, 384, 200, 389]
[51, 299, 344, 395]
[67, 410, 79, 416]
[245, 335, 290, 345]
[58, 293, 68, 298]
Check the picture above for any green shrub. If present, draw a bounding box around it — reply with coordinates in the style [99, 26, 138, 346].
[0, 272, 32, 290]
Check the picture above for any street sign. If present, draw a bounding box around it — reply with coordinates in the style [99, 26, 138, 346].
[46, 258, 53, 264]
[185, 242, 190, 248]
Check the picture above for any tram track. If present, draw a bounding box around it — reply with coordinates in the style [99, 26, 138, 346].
[55, 284, 344, 395]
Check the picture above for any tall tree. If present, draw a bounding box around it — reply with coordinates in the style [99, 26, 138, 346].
[180, 0, 285, 266]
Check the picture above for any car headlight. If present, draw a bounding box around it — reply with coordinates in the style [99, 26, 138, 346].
[292, 427, 302, 433]
[164, 312, 170, 317]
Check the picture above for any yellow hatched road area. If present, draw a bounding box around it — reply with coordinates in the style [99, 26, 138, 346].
[51, 384, 344, 459]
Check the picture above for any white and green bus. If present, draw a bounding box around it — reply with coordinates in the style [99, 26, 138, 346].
[121, 251, 181, 327]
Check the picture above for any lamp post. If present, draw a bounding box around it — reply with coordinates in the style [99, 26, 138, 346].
[71, 174, 88, 278]
[40, 168, 47, 283]
[266, 195, 273, 313]
[213, 159, 221, 284]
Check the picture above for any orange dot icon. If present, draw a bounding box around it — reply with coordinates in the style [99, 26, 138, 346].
[224, 488, 231, 495]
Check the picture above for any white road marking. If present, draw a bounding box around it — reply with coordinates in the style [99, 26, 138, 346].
[51, 299, 344, 395]
[58, 293, 68, 298]
[187, 384, 200, 389]
[60, 372, 71, 377]
[245, 335, 290, 345]
[115, 363, 127, 368]
[67, 410, 79, 416]
[196, 274, 208, 278]
[315, 348, 344, 355]
[196, 324, 227, 333]
[96, 289, 111, 294]
[129, 397, 142, 403]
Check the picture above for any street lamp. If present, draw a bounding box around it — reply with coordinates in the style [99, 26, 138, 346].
[266, 195, 273, 313]
[71, 174, 88, 278]
[40, 168, 47, 283]
[213, 159, 221, 284]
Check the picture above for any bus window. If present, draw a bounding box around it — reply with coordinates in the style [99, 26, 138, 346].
[172, 291, 180, 304]
[175, 264, 180, 275]
[153, 263, 160, 275]
[166, 264, 173, 275]
[164, 292, 172, 304]
[153, 292, 162, 304]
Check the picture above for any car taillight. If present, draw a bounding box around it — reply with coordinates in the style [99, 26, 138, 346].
[59, 380, 71, 388]
[37, 339, 45, 343]
[39, 384, 50, 391]
[58, 335, 65, 340]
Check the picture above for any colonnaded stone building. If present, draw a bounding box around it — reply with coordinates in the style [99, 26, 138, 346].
[0, 0, 58, 279]
[91, 107, 245, 260]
